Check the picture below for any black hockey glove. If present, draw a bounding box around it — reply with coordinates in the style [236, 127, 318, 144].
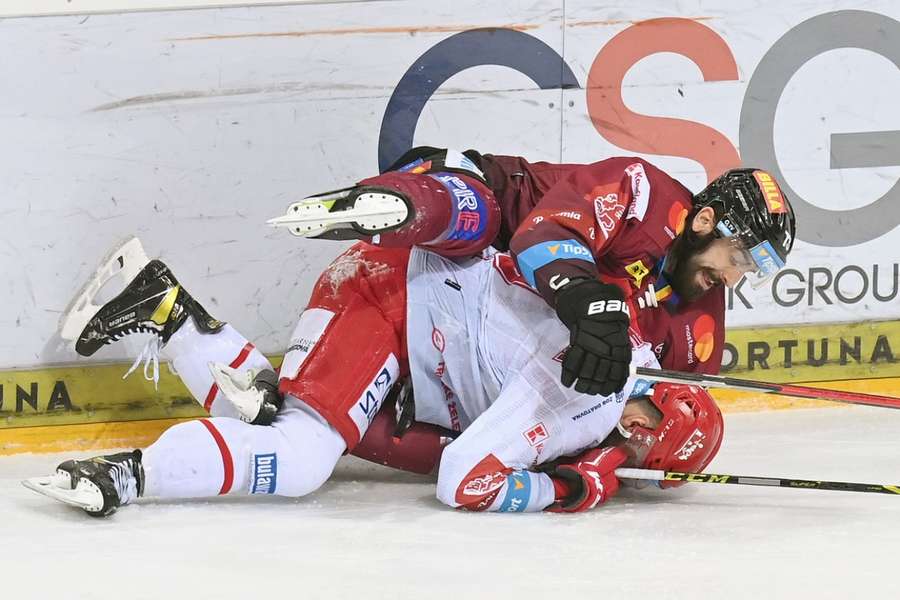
[554, 278, 631, 396]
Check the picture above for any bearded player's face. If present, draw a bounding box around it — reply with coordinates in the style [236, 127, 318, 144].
[670, 236, 757, 302]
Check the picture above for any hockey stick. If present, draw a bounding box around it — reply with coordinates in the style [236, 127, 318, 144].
[632, 365, 900, 410]
[615, 467, 900, 495]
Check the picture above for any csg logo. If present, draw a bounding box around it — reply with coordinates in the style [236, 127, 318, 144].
[687, 314, 716, 364]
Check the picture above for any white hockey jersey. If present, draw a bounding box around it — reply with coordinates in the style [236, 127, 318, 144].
[405, 246, 658, 470]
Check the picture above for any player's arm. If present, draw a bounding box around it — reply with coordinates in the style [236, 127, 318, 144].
[509, 161, 642, 396]
[434, 364, 627, 514]
[508, 159, 638, 302]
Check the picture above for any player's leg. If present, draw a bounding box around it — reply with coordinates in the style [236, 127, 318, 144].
[268, 148, 501, 257]
[24, 244, 416, 516]
[23, 397, 346, 517]
[61, 237, 274, 419]
[278, 243, 412, 450]
[142, 397, 346, 500]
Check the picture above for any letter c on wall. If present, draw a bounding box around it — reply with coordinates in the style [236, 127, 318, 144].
[378, 28, 579, 172]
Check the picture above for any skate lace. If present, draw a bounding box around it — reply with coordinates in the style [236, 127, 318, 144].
[122, 336, 162, 389]
[109, 461, 139, 506]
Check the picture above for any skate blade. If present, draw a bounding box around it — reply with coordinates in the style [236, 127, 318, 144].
[267, 192, 407, 237]
[22, 476, 104, 513]
[59, 237, 150, 341]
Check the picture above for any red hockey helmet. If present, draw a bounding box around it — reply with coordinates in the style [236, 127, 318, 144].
[623, 383, 724, 488]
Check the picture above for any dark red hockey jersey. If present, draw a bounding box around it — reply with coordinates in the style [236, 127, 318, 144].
[480, 154, 726, 375]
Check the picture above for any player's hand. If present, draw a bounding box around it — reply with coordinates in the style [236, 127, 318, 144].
[208, 363, 283, 425]
[548, 446, 627, 512]
[554, 278, 631, 395]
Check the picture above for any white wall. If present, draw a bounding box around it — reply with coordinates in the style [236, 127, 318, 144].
[0, 0, 375, 18]
[2, 1, 899, 368]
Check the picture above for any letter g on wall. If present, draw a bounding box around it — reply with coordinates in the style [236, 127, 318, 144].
[740, 10, 900, 247]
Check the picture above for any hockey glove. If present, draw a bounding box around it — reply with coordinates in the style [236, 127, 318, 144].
[208, 363, 284, 425]
[554, 278, 632, 396]
[548, 446, 627, 513]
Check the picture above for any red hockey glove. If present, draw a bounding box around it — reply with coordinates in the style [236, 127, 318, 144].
[548, 446, 628, 513]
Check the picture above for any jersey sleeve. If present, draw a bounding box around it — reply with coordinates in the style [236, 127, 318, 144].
[508, 158, 648, 304]
[434, 342, 629, 512]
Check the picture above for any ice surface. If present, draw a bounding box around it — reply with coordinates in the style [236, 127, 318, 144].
[3, 406, 898, 600]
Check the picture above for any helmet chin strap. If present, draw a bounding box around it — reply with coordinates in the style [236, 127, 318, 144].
[616, 421, 633, 439]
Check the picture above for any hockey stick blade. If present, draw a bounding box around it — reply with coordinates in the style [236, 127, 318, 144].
[631, 365, 900, 410]
[615, 467, 900, 496]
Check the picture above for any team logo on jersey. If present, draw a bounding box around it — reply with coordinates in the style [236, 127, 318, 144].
[523, 422, 549, 447]
[591, 192, 626, 240]
[685, 314, 716, 364]
[251, 453, 278, 495]
[676, 429, 707, 460]
[432, 327, 445, 352]
[459, 455, 508, 500]
[625, 259, 649, 288]
[753, 170, 787, 214]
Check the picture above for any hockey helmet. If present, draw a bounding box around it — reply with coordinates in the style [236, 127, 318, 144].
[622, 383, 724, 488]
[693, 169, 796, 287]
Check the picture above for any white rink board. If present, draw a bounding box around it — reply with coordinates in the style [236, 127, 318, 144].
[3, 407, 900, 600]
[2, 1, 900, 368]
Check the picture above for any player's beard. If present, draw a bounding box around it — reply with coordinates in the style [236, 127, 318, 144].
[664, 227, 718, 303]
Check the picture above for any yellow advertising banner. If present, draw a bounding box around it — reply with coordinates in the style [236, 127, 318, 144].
[721, 319, 900, 382]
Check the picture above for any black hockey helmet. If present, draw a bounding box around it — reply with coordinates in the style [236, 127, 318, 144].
[692, 168, 796, 286]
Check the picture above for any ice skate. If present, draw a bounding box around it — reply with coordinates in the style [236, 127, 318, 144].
[267, 186, 410, 239]
[22, 451, 144, 517]
[60, 236, 224, 358]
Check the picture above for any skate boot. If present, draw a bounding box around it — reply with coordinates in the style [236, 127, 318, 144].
[60, 237, 224, 357]
[267, 185, 411, 240]
[22, 450, 145, 517]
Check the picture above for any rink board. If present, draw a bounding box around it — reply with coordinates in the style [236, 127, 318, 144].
[3, 318, 899, 454]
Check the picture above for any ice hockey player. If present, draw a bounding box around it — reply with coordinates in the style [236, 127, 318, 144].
[25, 239, 722, 517]
[268, 147, 797, 397]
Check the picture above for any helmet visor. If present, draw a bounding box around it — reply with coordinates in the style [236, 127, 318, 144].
[715, 221, 785, 288]
[618, 425, 661, 489]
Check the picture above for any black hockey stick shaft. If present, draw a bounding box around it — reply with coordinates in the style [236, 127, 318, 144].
[633, 366, 900, 410]
[615, 468, 900, 495]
